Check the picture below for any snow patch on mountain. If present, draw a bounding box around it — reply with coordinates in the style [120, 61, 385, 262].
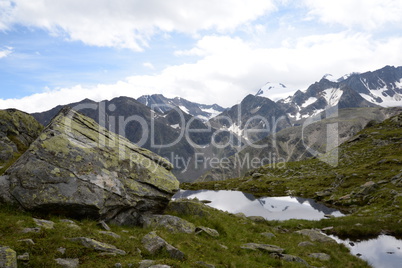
[228, 123, 244, 137]
[200, 107, 222, 118]
[322, 74, 338, 82]
[301, 97, 318, 108]
[170, 124, 181, 129]
[322, 88, 343, 107]
[179, 105, 190, 114]
[360, 86, 402, 107]
[256, 82, 297, 101]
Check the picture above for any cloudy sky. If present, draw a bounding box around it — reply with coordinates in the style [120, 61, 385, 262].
[1, 0, 402, 113]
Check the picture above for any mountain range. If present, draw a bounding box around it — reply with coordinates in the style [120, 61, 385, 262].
[31, 65, 402, 182]
[137, 94, 225, 121]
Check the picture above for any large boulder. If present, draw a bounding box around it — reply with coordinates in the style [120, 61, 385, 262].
[0, 107, 179, 225]
[0, 109, 43, 175]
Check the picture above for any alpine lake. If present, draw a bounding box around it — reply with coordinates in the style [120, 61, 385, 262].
[173, 190, 402, 268]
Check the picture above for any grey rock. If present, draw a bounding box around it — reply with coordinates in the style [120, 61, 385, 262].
[0, 247, 17, 268]
[0, 109, 43, 178]
[234, 213, 247, 218]
[57, 247, 66, 255]
[98, 253, 117, 256]
[261, 232, 276, 238]
[141, 214, 195, 234]
[195, 261, 215, 268]
[165, 244, 185, 260]
[247, 216, 266, 222]
[97, 221, 111, 231]
[298, 241, 315, 247]
[69, 237, 126, 255]
[33, 218, 55, 229]
[17, 252, 30, 261]
[55, 258, 79, 268]
[0, 108, 179, 225]
[195, 226, 219, 237]
[114, 264, 122, 268]
[141, 232, 185, 260]
[309, 252, 331, 261]
[272, 253, 309, 266]
[358, 181, 378, 195]
[219, 244, 228, 250]
[141, 232, 167, 254]
[98, 231, 121, 239]
[60, 219, 81, 229]
[296, 229, 337, 243]
[149, 266, 171, 268]
[252, 173, 263, 178]
[60, 219, 76, 224]
[18, 239, 35, 245]
[138, 260, 156, 268]
[166, 199, 211, 217]
[21, 227, 41, 233]
[241, 243, 284, 253]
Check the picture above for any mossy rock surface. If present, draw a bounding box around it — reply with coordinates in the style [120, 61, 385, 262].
[0, 107, 179, 224]
[0, 109, 43, 175]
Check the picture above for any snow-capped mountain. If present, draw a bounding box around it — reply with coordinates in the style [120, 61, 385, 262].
[255, 82, 297, 101]
[137, 94, 225, 121]
[274, 66, 402, 121]
[210, 94, 292, 145]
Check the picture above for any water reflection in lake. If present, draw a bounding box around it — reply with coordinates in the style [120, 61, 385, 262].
[330, 235, 402, 268]
[173, 190, 343, 221]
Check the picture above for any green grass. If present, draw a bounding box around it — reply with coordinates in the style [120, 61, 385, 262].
[183, 113, 402, 239]
[0, 203, 370, 267]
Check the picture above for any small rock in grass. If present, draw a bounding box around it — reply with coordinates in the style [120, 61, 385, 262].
[309, 252, 331, 261]
[298, 241, 315, 247]
[55, 258, 79, 268]
[33, 218, 55, 229]
[195, 226, 219, 237]
[21, 227, 41, 233]
[97, 220, 111, 231]
[18, 239, 35, 245]
[17, 252, 29, 261]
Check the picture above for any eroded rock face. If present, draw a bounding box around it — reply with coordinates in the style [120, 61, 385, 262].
[0, 108, 179, 224]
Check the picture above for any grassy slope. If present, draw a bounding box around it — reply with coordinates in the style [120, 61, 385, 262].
[0, 203, 369, 267]
[184, 113, 402, 239]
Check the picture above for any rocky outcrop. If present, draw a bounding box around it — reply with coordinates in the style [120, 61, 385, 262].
[0, 107, 179, 224]
[166, 199, 211, 217]
[0, 109, 43, 175]
[141, 232, 185, 260]
[0, 246, 17, 268]
[54, 258, 79, 268]
[240, 243, 284, 253]
[68, 237, 126, 255]
[141, 214, 196, 234]
[295, 229, 336, 243]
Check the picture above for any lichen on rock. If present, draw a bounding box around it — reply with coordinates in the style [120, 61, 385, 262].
[0, 107, 179, 225]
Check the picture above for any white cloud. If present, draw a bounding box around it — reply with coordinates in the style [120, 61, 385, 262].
[0, 46, 12, 58]
[143, 62, 155, 70]
[304, 0, 402, 30]
[2, 32, 402, 113]
[0, 0, 276, 50]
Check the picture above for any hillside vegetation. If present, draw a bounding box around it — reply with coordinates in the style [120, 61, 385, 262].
[185, 112, 402, 239]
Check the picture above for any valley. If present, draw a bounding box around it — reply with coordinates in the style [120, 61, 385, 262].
[0, 65, 401, 267]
